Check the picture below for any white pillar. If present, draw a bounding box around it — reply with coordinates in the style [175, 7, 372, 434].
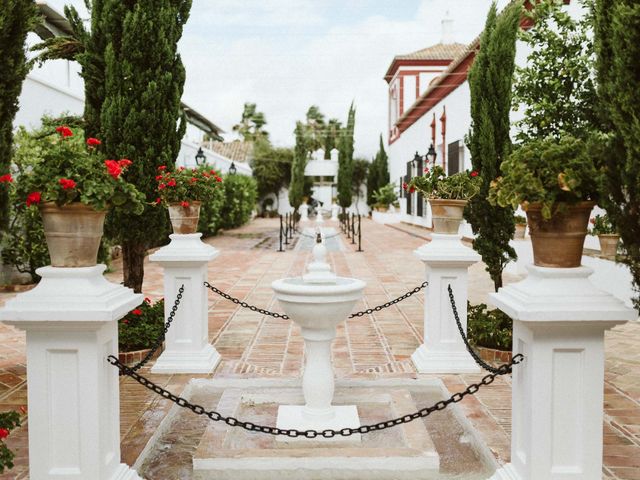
[490, 266, 636, 480]
[149, 233, 220, 374]
[411, 233, 481, 373]
[0, 265, 143, 480]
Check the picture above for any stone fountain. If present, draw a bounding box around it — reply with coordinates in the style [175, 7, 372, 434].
[272, 231, 365, 439]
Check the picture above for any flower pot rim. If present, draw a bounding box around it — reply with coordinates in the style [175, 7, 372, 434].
[523, 200, 597, 212]
[39, 201, 107, 213]
[428, 198, 468, 205]
[168, 200, 202, 207]
[597, 233, 620, 238]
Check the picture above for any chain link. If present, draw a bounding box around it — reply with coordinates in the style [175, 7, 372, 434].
[125, 285, 185, 373]
[204, 282, 428, 320]
[448, 284, 501, 374]
[108, 352, 523, 437]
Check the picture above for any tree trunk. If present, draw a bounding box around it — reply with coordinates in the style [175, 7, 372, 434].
[122, 240, 147, 293]
[493, 274, 503, 292]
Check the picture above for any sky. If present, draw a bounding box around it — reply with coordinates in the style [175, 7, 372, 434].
[46, 0, 510, 158]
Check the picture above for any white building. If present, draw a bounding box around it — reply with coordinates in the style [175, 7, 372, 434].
[384, 2, 582, 228]
[15, 2, 246, 176]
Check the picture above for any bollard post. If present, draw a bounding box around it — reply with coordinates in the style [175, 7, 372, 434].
[0, 266, 144, 480]
[411, 233, 481, 373]
[149, 233, 221, 373]
[284, 213, 290, 246]
[489, 266, 635, 480]
[278, 214, 284, 252]
[351, 214, 356, 245]
[357, 214, 363, 252]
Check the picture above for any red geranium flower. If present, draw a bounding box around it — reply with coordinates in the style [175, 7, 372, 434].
[55, 126, 73, 138]
[118, 159, 132, 167]
[26, 191, 41, 206]
[590, 218, 596, 224]
[210, 170, 216, 175]
[144, 297, 151, 304]
[178, 166, 185, 171]
[86, 137, 101, 147]
[181, 201, 190, 207]
[215, 176, 222, 182]
[167, 179, 177, 187]
[59, 178, 76, 190]
[0, 174, 13, 183]
[155, 175, 163, 181]
[123, 319, 129, 325]
[409, 187, 416, 193]
[158, 165, 167, 171]
[190, 177, 197, 183]
[158, 183, 166, 190]
[0, 428, 9, 440]
[104, 160, 122, 179]
[155, 197, 162, 204]
[132, 308, 142, 316]
[470, 171, 479, 177]
[402, 182, 408, 191]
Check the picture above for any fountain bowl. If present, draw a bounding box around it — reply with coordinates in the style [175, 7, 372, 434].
[271, 277, 365, 330]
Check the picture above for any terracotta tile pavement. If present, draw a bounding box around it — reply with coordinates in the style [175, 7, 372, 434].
[0, 217, 638, 479]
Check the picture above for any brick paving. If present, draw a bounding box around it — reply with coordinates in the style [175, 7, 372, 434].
[0, 217, 638, 479]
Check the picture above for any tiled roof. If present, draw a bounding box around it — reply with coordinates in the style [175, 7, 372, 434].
[208, 140, 254, 163]
[394, 43, 468, 61]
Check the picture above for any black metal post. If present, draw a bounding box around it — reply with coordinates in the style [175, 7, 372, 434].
[278, 215, 284, 252]
[357, 214, 363, 252]
[284, 213, 290, 245]
[351, 214, 356, 244]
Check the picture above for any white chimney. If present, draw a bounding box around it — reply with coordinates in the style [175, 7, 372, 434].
[441, 11, 454, 44]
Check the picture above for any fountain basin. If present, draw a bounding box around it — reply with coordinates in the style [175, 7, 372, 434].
[271, 276, 365, 331]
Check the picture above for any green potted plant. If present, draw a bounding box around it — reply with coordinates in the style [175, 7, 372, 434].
[590, 213, 619, 258]
[155, 165, 223, 234]
[406, 165, 481, 234]
[490, 135, 600, 267]
[118, 297, 165, 364]
[514, 214, 527, 239]
[17, 124, 144, 267]
[372, 183, 397, 212]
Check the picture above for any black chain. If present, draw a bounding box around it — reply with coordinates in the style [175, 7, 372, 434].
[125, 285, 185, 373]
[349, 282, 428, 317]
[300, 232, 342, 240]
[107, 352, 523, 438]
[204, 282, 428, 320]
[448, 284, 501, 374]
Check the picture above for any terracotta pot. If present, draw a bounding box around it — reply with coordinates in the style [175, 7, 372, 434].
[598, 234, 620, 258]
[375, 205, 389, 213]
[514, 223, 526, 239]
[168, 201, 201, 234]
[429, 198, 467, 234]
[525, 201, 595, 268]
[39, 202, 106, 267]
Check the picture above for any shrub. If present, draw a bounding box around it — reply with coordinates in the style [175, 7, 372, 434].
[590, 213, 616, 235]
[219, 174, 257, 229]
[118, 297, 165, 352]
[514, 214, 527, 224]
[0, 410, 21, 474]
[467, 302, 513, 351]
[154, 165, 223, 206]
[372, 183, 397, 208]
[489, 135, 601, 220]
[406, 165, 481, 200]
[198, 181, 225, 236]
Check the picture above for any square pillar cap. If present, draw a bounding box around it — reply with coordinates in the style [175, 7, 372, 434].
[150, 233, 219, 264]
[0, 265, 142, 323]
[491, 265, 637, 323]
[414, 233, 480, 267]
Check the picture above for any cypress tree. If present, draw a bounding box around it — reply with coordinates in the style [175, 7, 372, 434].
[464, 1, 520, 291]
[0, 0, 38, 235]
[594, 0, 640, 309]
[337, 103, 355, 210]
[367, 134, 389, 206]
[288, 121, 307, 210]
[101, 0, 191, 292]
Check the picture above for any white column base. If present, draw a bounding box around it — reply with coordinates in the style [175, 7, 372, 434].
[411, 345, 480, 374]
[151, 343, 220, 374]
[490, 464, 521, 480]
[276, 405, 361, 443]
[112, 464, 144, 480]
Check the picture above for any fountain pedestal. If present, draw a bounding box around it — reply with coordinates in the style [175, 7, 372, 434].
[272, 236, 365, 441]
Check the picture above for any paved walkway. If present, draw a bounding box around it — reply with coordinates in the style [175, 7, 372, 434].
[0, 217, 638, 479]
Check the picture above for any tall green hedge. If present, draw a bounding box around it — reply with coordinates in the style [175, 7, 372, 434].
[594, 0, 640, 310]
[465, 1, 520, 291]
[0, 0, 38, 236]
[337, 103, 355, 209]
[101, 0, 191, 292]
[219, 174, 257, 229]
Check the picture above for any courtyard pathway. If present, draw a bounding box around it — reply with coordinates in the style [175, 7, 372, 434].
[0, 217, 638, 479]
